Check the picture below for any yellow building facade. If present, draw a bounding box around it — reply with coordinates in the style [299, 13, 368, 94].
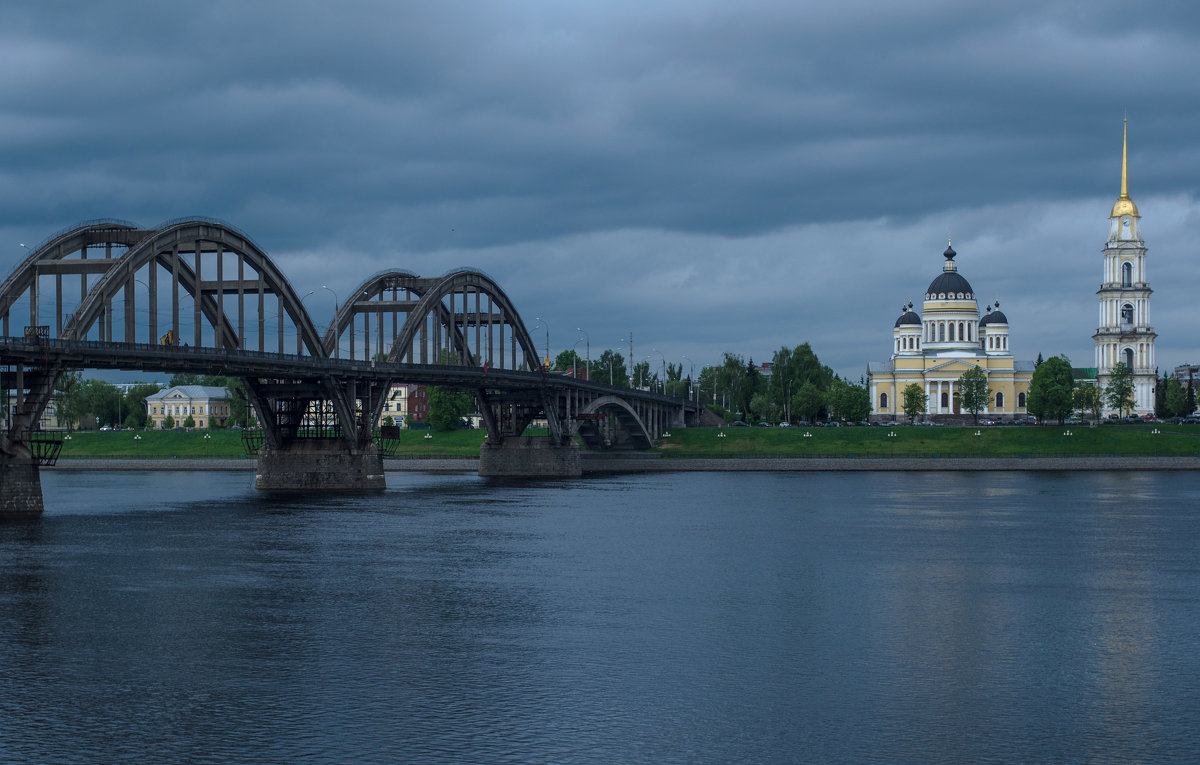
[146, 385, 232, 429]
[868, 244, 1033, 422]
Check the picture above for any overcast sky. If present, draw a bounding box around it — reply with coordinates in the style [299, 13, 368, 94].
[3, 0, 1198, 380]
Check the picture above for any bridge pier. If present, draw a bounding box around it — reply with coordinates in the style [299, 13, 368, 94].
[479, 437, 581, 478]
[0, 458, 44, 519]
[255, 440, 386, 492]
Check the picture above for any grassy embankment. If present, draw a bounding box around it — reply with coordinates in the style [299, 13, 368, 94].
[53, 423, 1200, 459]
[55, 429, 490, 458]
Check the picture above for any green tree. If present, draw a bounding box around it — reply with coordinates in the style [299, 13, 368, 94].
[54, 371, 86, 431]
[1105, 362, 1136, 418]
[827, 378, 869, 422]
[427, 386, 472, 431]
[749, 392, 777, 423]
[163, 415, 175, 430]
[902, 382, 926, 424]
[793, 381, 824, 423]
[631, 360, 654, 389]
[958, 366, 991, 424]
[1163, 375, 1187, 418]
[594, 349, 627, 387]
[122, 383, 162, 429]
[767, 343, 835, 421]
[183, 414, 196, 428]
[1073, 383, 1102, 421]
[553, 349, 584, 375]
[1026, 355, 1075, 424]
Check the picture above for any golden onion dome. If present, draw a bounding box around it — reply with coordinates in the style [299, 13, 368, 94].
[1111, 195, 1139, 219]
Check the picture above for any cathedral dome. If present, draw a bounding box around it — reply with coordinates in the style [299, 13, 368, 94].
[894, 310, 921, 327]
[979, 305, 1008, 326]
[926, 271, 974, 299]
[925, 244, 974, 299]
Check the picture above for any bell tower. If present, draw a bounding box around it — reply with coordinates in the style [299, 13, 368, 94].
[1093, 119, 1156, 414]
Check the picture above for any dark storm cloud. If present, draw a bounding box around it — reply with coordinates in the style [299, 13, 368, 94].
[3, 0, 1199, 374]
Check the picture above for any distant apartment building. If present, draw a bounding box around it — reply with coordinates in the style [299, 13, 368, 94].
[146, 385, 232, 429]
[377, 383, 430, 427]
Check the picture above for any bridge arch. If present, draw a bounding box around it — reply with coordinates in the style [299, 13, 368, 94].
[62, 220, 325, 356]
[387, 269, 541, 370]
[322, 269, 420, 359]
[572, 394, 654, 450]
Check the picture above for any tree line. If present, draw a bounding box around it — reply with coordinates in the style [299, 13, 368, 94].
[894, 356, 1194, 425]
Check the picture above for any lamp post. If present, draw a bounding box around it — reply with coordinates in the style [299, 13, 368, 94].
[888, 429, 897, 457]
[576, 328, 590, 380]
[322, 285, 339, 357]
[572, 337, 586, 379]
[649, 348, 666, 394]
[535, 317, 550, 370]
[682, 355, 695, 402]
[1152, 427, 1161, 457]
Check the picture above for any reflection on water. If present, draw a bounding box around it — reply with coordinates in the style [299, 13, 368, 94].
[3, 470, 1200, 763]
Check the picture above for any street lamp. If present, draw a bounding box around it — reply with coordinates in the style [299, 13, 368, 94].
[649, 348, 666, 394]
[1152, 427, 1161, 457]
[534, 317, 550, 370]
[682, 355, 695, 402]
[322, 286, 340, 357]
[572, 336, 586, 379]
[576, 328, 590, 379]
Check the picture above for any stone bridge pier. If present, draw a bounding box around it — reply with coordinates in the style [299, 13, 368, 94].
[254, 440, 386, 493]
[0, 455, 43, 520]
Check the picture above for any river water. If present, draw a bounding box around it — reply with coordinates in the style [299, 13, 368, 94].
[3, 469, 1200, 763]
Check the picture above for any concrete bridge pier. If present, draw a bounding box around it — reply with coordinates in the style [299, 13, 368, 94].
[255, 439, 386, 492]
[0, 457, 44, 519]
[479, 437, 581, 478]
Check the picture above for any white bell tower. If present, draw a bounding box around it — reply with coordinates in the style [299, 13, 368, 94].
[1093, 119, 1156, 414]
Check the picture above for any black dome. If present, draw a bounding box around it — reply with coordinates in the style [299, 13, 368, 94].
[926, 271, 974, 298]
[987, 309, 1008, 324]
[894, 311, 921, 327]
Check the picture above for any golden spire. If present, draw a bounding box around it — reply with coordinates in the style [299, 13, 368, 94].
[1111, 117, 1140, 218]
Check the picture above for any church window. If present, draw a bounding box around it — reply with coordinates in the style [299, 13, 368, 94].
[1122, 262, 1132, 287]
[1018, 392, 1026, 408]
[996, 392, 1004, 409]
[880, 392, 888, 409]
[1121, 303, 1133, 325]
[949, 323, 955, 342]
[938, 323, 945, 342]
[1124, 348, 1134, 369]
[959, 321, 965, 340]
[941, 392, 948, 408]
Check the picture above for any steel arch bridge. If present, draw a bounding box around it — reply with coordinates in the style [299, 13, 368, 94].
[1, 219, 697, 475]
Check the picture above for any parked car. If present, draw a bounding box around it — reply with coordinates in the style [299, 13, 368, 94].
[778, 422, 791, 427]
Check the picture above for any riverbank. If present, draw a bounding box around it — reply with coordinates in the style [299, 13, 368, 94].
[45, 454, 1200, 472]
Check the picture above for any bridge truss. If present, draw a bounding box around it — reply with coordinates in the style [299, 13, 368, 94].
[1, 219, 694, 461]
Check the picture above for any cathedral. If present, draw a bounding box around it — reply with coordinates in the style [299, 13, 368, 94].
[866, 244, 1034, 422]
[868, 119, 1157, 421]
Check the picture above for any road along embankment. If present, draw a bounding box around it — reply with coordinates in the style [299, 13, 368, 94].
[44, 454, 1200, 473]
